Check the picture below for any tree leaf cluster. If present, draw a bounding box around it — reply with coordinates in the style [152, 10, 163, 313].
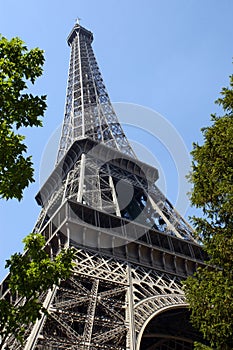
[184, 73, 233, 350]
[0, 233, 75, 347]
[0, 35, 47, 200]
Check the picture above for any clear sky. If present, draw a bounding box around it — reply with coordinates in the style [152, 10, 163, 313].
[0, 0, 233, 280]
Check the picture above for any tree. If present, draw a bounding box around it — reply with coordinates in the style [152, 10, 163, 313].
[0, 233, 75, 348]
[0, 35, 47, 200]
[184, 72, 233, 349]
[0, 36, 74, 348]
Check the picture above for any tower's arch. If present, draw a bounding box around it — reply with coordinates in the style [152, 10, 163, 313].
[135, 294, 187, 349]
[137, 303, 204, 350]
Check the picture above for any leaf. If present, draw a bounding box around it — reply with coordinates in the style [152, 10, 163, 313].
[1, 233, 75, 344]
[0, 35, 47, 200]
[184, 70, 233, 350]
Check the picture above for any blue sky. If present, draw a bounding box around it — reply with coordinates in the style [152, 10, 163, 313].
[0, 0, 233, 279]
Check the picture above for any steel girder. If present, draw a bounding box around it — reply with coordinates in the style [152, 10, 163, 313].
[57, 23, 136, 163]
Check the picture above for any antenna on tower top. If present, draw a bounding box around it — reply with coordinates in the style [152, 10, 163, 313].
[76, 17, 81, 25]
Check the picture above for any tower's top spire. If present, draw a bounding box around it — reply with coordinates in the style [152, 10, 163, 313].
[67, 21, 93, 46]
[57, 22, 136, 163]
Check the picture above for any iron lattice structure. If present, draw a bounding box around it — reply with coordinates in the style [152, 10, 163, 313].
[57, 23, 136, 163]
[0, 22, 206, 349]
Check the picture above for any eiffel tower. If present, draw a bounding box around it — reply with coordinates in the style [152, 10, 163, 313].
[1, 22, 206, 349]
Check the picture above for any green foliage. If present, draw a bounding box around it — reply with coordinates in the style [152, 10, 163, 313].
[0, 35, 46, 200]
[0, 233, 75, 346]
[193, 342, 213, 350]
[184, 73, 233, 350]
[189, 114, 233, 230]
[185, 267, 233, 349]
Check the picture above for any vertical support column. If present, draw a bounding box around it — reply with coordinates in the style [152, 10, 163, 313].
[108, 164, 121, 216]
[70, 38, 76, 145]
[24, 286, 58, 350]
[94, 161, 102, 211]
[126, 264, 136, 350]
[77, 34, 85, 138]
[77, 153, 86, 202]
[82, 279, 99, 349]
[62, 171, 70, 202]
[65, 223, 70, 248]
